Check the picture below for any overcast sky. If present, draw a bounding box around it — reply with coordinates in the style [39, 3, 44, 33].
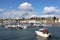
[0, 0, 60, 19]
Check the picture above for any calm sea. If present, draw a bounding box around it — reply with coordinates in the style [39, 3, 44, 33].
[0, 25, 60, 40]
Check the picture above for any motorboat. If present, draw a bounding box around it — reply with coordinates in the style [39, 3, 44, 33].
[35, 28, 51, 38]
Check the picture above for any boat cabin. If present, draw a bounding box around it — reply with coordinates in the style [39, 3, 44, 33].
[39, 29, 49, 34]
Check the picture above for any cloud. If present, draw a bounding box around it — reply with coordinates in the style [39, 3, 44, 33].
[29, 14, 36, 18]
[10, 6, 13, 9]
[41, 6, 60, 14]
[1, 2, 35, 19]
[25, 12, 36, 18]
[18, 2, 33, 11]
[40, 6, 60, 17]
[2, 10, 23, 19]
[0, 8, 4, 12]
[2, 10, 35, 19]
[40, 14, 60, 18]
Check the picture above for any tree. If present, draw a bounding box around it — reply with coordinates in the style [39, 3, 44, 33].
[53, 16, 56, 23]
[41, 17, 45, 24]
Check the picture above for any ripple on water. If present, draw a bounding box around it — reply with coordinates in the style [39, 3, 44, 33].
[0, 25, 60, 40]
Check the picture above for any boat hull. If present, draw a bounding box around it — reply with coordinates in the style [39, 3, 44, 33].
[35, 31, 51, 38]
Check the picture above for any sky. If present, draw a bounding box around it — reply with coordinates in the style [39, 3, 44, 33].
[0, 0, 60, 19]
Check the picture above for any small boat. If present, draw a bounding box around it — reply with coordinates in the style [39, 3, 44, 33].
[35, 28, 51, 38]
[42, 24, 52, 27]
[33, 23, 41, 27]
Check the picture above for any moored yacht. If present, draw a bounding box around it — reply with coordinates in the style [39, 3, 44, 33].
[5, 25, 17, 29]
[17, 23, 30, 29]
[32, 23, 40, 27]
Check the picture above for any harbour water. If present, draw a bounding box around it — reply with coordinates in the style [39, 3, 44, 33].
[0, 25, 60, 40]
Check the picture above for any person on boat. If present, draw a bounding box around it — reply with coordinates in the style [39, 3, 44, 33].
[41, 29, 49, 34]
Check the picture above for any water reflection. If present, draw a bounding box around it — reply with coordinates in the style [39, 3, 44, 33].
[36, 36, 49, 40]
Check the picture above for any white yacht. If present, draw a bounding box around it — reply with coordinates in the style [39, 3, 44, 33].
[22, 24, 30, 29]
[35, 28, 51, 38]
[5, 25, 17, 28]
